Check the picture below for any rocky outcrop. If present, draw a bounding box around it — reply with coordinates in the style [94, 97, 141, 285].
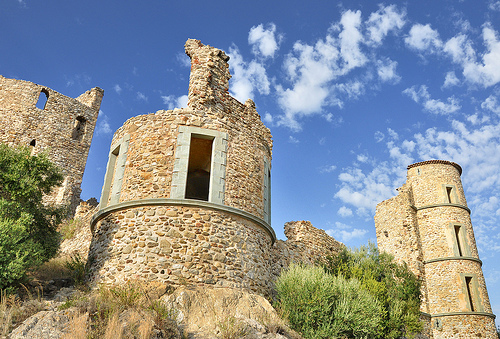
[161, 286, 301, 339]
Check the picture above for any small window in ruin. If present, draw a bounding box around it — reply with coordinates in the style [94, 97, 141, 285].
[36, 89, 49, 110]
[454, 225, 463, 256]
[446, 187, 453, 203]
[465, 276, 475, 312]
[72, 116, 87, 141]
[185, 136, 213, 201]
[29, 139, 36, 155]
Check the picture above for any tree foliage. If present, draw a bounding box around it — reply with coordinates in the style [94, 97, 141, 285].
[323, 243, 423, 338]
[0, 144, 64, 290]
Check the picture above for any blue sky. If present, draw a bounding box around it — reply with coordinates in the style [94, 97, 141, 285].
[2, 0, 500, 320]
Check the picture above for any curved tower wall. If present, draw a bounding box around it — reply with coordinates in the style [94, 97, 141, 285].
[88, 40, 274, 295]
[0, 75, 103, 214]
[375, 160, 496, 338]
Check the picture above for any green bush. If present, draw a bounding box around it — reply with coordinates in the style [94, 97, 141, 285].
[0, 144, 64, 290]
[324, 243, 423, 338]
[276, 264, 383, 339]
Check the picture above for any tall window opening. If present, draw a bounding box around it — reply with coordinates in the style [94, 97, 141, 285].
[465, 276, 475, 312]
[72, 116, 86, 141]
[185, 136, 213, 201]
[446, 186, 453, 203]
[454, 225, 463, 256]
[36, 89, 49, 110]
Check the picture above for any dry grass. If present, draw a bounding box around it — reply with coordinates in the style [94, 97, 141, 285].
[58, 280, 179, 339]
[30, 255, 73, 281]
[62, 313, 88, 339]
[216, 315, 249, 339]
[0, 287, 46, 336]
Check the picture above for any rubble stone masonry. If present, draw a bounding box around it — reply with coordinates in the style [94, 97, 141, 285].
[375, 160, 496, 338]
[88, 39, 276, 296]
[0, 76, 103, 214]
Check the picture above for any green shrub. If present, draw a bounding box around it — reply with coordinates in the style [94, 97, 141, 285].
[0, 145, 64, 290]
[324, 243, 423, 338]
[64, 254, 87, 286]
[276, 264, 383, 339]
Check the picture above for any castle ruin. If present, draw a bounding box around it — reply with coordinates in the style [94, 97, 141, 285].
[1, 39, 496, 338]
[375, 160, 497, 338]
[0, 75, 103, 214]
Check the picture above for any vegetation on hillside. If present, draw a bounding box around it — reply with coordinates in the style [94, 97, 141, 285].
[276, 244, 423, 339]
[0, 144, 64, 291]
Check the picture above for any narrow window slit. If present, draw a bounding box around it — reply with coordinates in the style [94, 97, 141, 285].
[72, 116, 87, 141]
[455, 225, 463, 256]
[446, 186, 453, 203]
[465, 276, 475, 312]
[36, 89, 49, 110]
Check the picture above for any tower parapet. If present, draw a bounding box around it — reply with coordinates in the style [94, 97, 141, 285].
[0, 75, 103, 214]
[88, 40, 274, 295]
[375, 160, 496, 338]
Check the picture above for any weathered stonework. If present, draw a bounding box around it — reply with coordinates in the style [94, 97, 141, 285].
[375, 160, 497, 338]
[270, 221, 345, 280]
[88, 39, 275, 296]
[0, 76, 103, 214]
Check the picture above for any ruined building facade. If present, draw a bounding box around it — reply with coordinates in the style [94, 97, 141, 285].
[375, 160, 497, 338]
[0, 76, 103, 214]
[87, 39, 277, 295]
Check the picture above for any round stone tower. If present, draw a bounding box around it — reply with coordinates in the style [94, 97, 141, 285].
[88, 39, 275, 295]
[376, 160, 496, 338]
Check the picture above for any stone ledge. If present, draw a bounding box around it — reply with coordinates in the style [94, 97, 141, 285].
[411, 203, 471, 214]
[429, 311, 496, 319]
[424, 256, 482, 265]
[91, 198, 276, 243]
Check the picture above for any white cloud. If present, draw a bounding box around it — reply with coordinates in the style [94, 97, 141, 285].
[288, 136, 300, 144]
[228, 45, 270, 103]
[366, 4, 406, 46]
[326, 222, 368, 242]
[263, 112, 274, 125]
[113, 84, 122, 94]
[376, 58, 401, 83]
[403, 85, 461, 114]
[176, 52, 191, 67]
[489, 1, 500, 11]
[357, 154, 369, 163]
[443, 71, 460, 88]
[443, 34, 475, 64]
[481, 94, 500, 114]
[136, 92, 148, 102]
[248, 23, 282, 58]
[462, 25, 500, 87]
[338, 206, 353, 217]
[405, 23, 442, 52]
[374, 131, 385, 143]
[338, 10, 367, 71]
[319, 165, 337, 173]
[161, 95, 188, 110]
[95, 113, 112, 136]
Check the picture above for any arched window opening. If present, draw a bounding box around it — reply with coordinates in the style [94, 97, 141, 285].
[185, 136, 213, 201]
[36, 89, 49, 110]
[72, 116, 87, 141]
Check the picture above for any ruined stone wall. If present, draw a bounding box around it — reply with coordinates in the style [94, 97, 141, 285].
[270, 221, 345, 280]
[375, 160, 496, 339]
[0, 76, 103, 214]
